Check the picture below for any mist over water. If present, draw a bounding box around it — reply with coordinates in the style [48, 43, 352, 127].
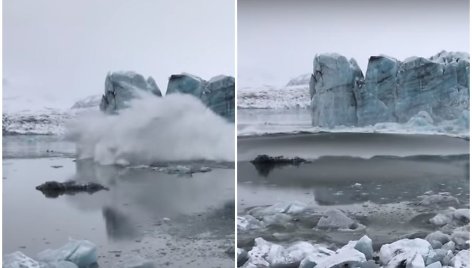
[66, 93, 234, 165]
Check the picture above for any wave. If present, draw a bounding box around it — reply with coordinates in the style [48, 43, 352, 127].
[66, 93, 234, 165]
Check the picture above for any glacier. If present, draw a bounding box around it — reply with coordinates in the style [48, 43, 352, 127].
[167, 73, 235, 121]
[99, 71, 162, 113]
[4, 71, 235, 136]
[309, 51, 469, 129]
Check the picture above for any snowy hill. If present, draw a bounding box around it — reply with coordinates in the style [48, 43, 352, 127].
[238, 77, 310, 110]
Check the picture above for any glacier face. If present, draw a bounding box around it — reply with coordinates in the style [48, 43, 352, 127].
[310, 51, 470, 128]
[310, 53, 363, 127]
[99, 71, 162, 113]
[99, 71, 235, 121]
[167, 73, 235, 121]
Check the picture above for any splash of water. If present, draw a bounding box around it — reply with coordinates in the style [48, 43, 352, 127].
[66, 93, 234, 165]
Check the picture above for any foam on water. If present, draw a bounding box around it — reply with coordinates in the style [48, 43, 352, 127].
[66, 93, 234, 165]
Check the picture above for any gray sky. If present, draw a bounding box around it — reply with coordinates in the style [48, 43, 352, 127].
[238, 0, 470, 88]
[4, 0, 235, 110]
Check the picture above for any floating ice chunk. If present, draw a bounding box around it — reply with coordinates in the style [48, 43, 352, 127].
[418, 192, 460, 207]
[3, 251, 41, 268]
[425, 231, 451, 246]
[237, 215, 264, 231]
[453, 209, 470, 223]
[248, 201, 307, 218]
[354, 235, 374, 260]
[451, 230, 469, 250]
[315, 248, 366, 268]
[407, 253, 426, 268]
[37, 239, 97, 267]
[425, 249, 448, 265]
[116, 254, 154, 268]
[316, 209, 359, 230]
[442, 241, 456, 251]
[43, 261, 78, 268]
[262, 213, 293, 228]
[451, 250, 469, 268]
[245, 238, 283, 267]
[426, 261, 442, 268]
[379, 238, 432, 266]
[245, 238, 333, 267]
[430, 212, 453, 226]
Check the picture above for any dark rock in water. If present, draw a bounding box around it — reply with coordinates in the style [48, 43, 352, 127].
[35, 181, 109, 198]
[100, 71, 162, 113]
[250, 154, 309, 176]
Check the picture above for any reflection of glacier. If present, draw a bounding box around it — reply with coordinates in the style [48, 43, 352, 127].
[63, 160, 234, 240]
[309, 51, 469, 130]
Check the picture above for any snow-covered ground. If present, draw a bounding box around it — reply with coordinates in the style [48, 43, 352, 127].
[237, 84, 310, 110]
[3, 95, 101, 136]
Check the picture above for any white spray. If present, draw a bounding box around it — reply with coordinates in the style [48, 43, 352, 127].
[66, 93, 234, 165]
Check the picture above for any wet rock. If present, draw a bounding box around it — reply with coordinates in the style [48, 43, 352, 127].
[35, 181, 109, 198]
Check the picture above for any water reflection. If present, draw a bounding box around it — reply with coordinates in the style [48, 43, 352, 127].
[102, 207, 138, 240]
[239, 154, 469, 205]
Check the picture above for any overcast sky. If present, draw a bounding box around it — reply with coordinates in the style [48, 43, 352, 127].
[238, 0, 470, 88]
[4, 0, 235, 110]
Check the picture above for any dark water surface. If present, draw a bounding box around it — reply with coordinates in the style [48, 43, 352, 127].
[3, 136, 235, 267]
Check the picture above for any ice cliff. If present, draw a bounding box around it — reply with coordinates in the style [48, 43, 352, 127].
[99, 71, 162, 113]
[309, 51, 469, 128]
[99, 71, 234, 121]
[167, 73, 235, 121]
